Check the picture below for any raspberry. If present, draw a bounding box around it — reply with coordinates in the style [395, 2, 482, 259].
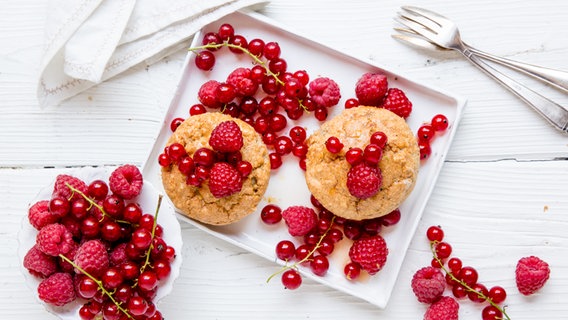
[74, 239, 109, 277]
[346, 164, 382, 199]
[226, 67, 258, 97]
[209, 120, 244, 153]
[198, 80, 222, 108]
[281, 206, 318, 237]
[36, 223, 75, 256]
[23, 245, 58, 278]
[411, 266, 446, 303]
[53, 174, 88, 201]
[308, 77, 341, 108]
[423, 296, 459, 320]
[28, 200, 59, 230]
[380, 88, 412, 118]
[109, 242, 128, 266]
[37, 272, 76, 306]
[109, 164, 143, 200]
[348, 235, 388, 275]
[355, 72, 388, 106]
[58, 241, 78, 273]
[208, 162, 243, 198]
[515, 256, 550, 295]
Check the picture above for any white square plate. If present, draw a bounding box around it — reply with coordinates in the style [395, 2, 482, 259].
[142, 10, 466, 308]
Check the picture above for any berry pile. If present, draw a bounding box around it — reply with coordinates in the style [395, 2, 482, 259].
[352, 72, 413, 118]
[159, 120, 252, 197]
[412, 225, 551, 320]
[170, 23, 343, 171]
[324, 131, 388, 199]
[23, 165, 176, 320]
[263, 195, 401, 289]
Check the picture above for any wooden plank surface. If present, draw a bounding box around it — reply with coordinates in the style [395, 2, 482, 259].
[2, 0, 568, 319]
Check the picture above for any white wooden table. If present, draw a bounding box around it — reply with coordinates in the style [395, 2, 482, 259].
[2, 1, 568, 319]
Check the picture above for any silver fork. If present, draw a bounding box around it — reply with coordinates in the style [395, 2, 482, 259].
[394, 5, 568, 134]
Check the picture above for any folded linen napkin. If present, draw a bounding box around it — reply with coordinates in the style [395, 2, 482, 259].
[37, 0, 268, 107]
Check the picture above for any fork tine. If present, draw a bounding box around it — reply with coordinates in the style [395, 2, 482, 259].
[397, 10, 441, 32]
[401, 6, 453, 28]
[394, 16, 438, 39]
[391, 33, 448, 52]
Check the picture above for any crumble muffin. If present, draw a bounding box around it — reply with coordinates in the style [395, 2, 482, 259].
[161, 113, 270, 225]
[305, 106, 419, 220]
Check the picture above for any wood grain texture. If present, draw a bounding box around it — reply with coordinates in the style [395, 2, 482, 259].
[2, 0, 568, 319]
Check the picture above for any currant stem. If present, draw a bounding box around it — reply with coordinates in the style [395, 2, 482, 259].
[189, 42, 285, 86]
[59, 254, 134, 319]
[266, 216, 336, 283]
[139, 195, 163, 273]
[66, 183, 130, 224]
[430, 241, 511, 320]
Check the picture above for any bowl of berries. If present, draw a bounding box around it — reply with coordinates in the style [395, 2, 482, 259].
[18, 165, 182, 320]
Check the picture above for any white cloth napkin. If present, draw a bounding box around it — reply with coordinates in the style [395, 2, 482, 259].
[37, 0, 268, 107]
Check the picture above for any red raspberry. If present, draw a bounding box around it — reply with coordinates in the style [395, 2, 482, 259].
[28, 200, 59, 230]
[74, 239, 109, 277]
[348, 235, 388, 275]
[58, 241, 78, 273]
[424, 296, 459, 320]
[226, 67, 258, 97]
[109, 164, 143, 200]
[411, 266, 446, 303]
[53, 174, 88, 201]
[515, 256, 550, 295]
[109, 242, 128, 266]
[281, 206, 318, 237]
[208, 162, 243, 198]
[346, 164, 382, 199]
[198, 80, 222, 108]
[37, 272, 76, 306]
[308, 77, 341, 108]
[36, 223, 75, 256]
[380, 88, 412, 118]
[355, 72, 388, 106]
[209, 120, 244, 153]
[23, 245, 58, 278]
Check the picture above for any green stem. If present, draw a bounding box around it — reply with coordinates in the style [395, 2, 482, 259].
[139, 195, 163, 274]
[430, 242, 511, 320]
[59, 254, 134, 319]
[266, 216, 336, 283]
[66, 183, 130, 224]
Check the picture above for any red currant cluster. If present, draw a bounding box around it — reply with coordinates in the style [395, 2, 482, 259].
[23, 167, 175, 320]
[416, 114, 449, 160]
[325, 131, 388, 199]
[262, 195, 401, 290]
[169, 23, 342, 171]
[158, 121, 252, 197]
[425, 226, 510, 320]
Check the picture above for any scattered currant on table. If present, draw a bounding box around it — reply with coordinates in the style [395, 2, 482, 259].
[416, 114, 449, 160]
[23, 166, 175, 320]
[412, 225, 512, 320]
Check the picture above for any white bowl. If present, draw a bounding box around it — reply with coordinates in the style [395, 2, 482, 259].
[17, 166, 183, 319]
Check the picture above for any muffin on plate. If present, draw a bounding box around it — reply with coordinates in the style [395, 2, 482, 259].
[161, 112, 270, 225]
[305, 106, 419, 220]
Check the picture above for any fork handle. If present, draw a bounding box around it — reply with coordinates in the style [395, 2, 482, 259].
[462, 49, 568, 133]
[463, 42, 568, 93]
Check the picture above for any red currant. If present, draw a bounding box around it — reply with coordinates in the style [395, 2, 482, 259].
[71, 198, 89, 219]
[293, 70, 309, 86]
[325, 136, 343, 154]
[314, 106, 328, 121]
[418, 140, 431, 160]
[435, 242, 452, 259]
[218, 23, 234, 41]
[482, 305, 503, 320]
[102, 194, 124, 218]
[229, 35, 248, 54]
[100, 221, 122, 242]
[452, 284, 467, 298]
[468, 283, 489, 303]
[381, 209, 401, 226]
[269, 152, 283, 170]
[275, 240, 296, 261]
[310, 255, 329, 276]
[189, 103, 207, 116]
[102, 267, 123, 290]
[344, 98, 359, 109]
[166, 143, 186, 162]
[263, 42, 281, 60]
[248, 38, 265, 57]
[344, 262, 361, 280]
[292, 143, 308, 158]
[488, 286, 507, 304]
[289, 126, 307, 144]
[193, 147, 215, 167]
[274, 136, 293, 155]
[281, 269, 302, 290]
[370, 131, 388, 149]
[260, 204, 282, 224]
[49, 197, 70, 217]
[131, 228, 153, 250]
[138, 271, 159, 291]
[216, 83, 236, 103]
[153, 259, 172, 280]
[269, 113, 287, 132]
[431, 114, 449, 131]
[201, 32, 221, 49]
[195, 50, 216, 71]
[128, 296, 149, 316]
[88, 179, 109, 200]
[447, 257, 463, 274]
[363, 143, 383, 166]
[417, 124, 435, 143]
[78, 277, 98, 299]
[458, 266, 479, 286]
[426, 225, 444, 242]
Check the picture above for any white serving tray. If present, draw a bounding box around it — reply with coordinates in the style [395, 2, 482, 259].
[142, 10, 465, 308]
